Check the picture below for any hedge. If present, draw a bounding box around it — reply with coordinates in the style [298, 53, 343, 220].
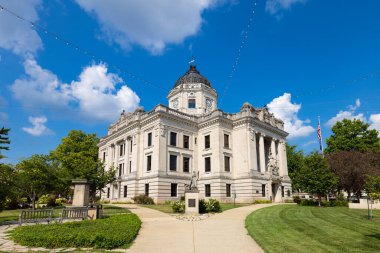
[9, 214, 141, 249]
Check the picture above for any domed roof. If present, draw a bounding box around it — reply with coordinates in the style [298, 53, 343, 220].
[173, 65, 212, 88]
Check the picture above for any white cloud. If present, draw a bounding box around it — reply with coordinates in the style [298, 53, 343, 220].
[326, 99, 366, 126]
[22, 116, 53, 136]
[265, 0, 306, 15]
[75, 0, 223, 54]
[0, 112, 7, 123]
[369, 114, 380, 133]
[11, 58, 140, 123]
[302, 140, 318, 147]
[267, 93, 315, 139]
[0, 0, 42, 56]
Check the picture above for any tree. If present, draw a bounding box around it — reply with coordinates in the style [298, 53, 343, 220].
[299, 152, 338, 205]
[325, 119, 380, 153]
[0, 127, 10, 159]
[365, 176, 380, 200]
[327, 151, 380, 198]
[286, 143, 305, 191]
[0, 163, 16, 211]
[51, 130, 115, 199]
[15, 155, 58, 209]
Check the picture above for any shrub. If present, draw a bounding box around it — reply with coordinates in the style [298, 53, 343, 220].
[206, 199, 221, 213]
[300, 199, 318, 206]
[293, 196, 301, 204]
[284, 199, 294, 203]
[9, 214, 141, 249]
[98, 199, 110, 204]
[55, 198, 67, 206]
[254, 199, 272, 204]
[180, 196, 185, 201]
[5, 198, 20, 210]
[199, 199, 207, 213]
[321, 200, 348, 207]
[37, 195, 50, 205]
[132, 195, 154, 205]
[172, 200, 185, 213]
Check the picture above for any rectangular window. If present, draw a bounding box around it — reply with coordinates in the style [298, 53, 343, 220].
[170, 132, 177, 146]
[183, 135, 189, 149]
[224, 156, 230, 172]
[119, 164, 123, 177]
[124, 185, 128, 198]
[188, 99, 196, 108]
[205, 135, 210, 149]
[205, 184, 211, 197]
[224, 134, 229, 148]
[103, 152, 106, 162]
[226, 184, 231, 197]
[281, 186, 285, 198]
[170, 155, 177, 171]
[183, 157, 190, 173]
[287, 189, 291, 197]
[107, 187, 110, 198]
[205, 157, 211, 172]
[129, 161, 132, 173]
[145, 184, 149, 196]
[262, 184, 266, 197]
[147, 132, 152, 147]
[147, 155, 152, 171]
[171, 183, 177, 197]
[119, 144, 124, 156]
[130, 140, 133, 153]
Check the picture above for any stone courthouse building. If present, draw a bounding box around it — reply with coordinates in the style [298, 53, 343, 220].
[98, 64, 292, 203]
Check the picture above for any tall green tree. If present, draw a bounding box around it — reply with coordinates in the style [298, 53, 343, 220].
[0, 163, 16, 211]
[51, 130, 115, 199]
[365, 176, 380, 200]
[286, 143, 305, 191]
[300, 152, 338, 205]
[325, 119, 380, 153]
[15, 155, 58, 209]
[0, 127, 10, 159]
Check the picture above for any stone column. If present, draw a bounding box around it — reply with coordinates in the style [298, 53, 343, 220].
[281, 141, 288, 176]
[270, 139, 276, 159]
[278, 141, 284, 176]
[259, 134, 266, 173]
[248, 127, 258, 172]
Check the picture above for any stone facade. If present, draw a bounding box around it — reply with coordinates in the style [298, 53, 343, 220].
[98, 65, 292, 203]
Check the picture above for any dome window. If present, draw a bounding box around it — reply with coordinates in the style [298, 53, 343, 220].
[188, 99, 196, 109]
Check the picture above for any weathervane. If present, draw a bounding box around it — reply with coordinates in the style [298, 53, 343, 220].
[189, 55, 196, 67]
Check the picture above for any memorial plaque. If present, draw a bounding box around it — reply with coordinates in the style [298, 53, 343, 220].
[188, 199, 196, 207]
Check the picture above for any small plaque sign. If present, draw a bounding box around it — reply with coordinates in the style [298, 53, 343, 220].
[188, 199, 196, 207]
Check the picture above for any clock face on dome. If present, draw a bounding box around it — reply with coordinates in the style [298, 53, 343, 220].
[172, 99, 179, 109]
[206, 98, 213, 108]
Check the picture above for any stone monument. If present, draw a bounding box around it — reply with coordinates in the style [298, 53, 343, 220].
[185, 171, 200, 215]
[72, 179, 90, 207]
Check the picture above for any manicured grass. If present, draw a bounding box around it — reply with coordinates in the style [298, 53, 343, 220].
[246, 205, 380, 253]
[9, 213, 141, 249]
[142, 203, 250, 213]
[0, 205, 129, 223]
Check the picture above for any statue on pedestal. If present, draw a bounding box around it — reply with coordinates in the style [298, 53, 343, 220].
[186, 171, 199, 190]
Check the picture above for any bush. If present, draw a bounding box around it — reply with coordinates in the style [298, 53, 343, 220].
[132, 195, 154, 205]
[206, 199, 221, 213]
[172, 200, 185, 213]
[55, 198, 67, 206]
[284, 199, 294, 203]
[321, 200, 348, 207]
[300, 199, 318, 206]
[9, 214, 141, 249]
[293, 196, 301, 204]
[254, 199, 272, 204]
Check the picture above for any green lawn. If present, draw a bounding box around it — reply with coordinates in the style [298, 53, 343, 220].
[246, 205, 380, 253]
[0, 205, 130, 223]
[142, 203, 250, 213]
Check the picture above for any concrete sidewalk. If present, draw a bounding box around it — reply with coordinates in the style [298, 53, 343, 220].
[117, 203, 279, 253]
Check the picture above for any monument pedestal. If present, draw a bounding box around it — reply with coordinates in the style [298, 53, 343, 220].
[185, 188, 200, 215]
[72, 179, 90, 207]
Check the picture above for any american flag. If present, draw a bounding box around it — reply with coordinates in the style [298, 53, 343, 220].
[317, 117, 324, 153]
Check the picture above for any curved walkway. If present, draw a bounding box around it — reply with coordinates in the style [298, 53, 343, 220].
[0, 203, 279, 252]
[116, 203, 282, 253]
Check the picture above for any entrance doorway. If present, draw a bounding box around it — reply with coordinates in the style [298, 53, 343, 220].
[271, 183, 281, 202]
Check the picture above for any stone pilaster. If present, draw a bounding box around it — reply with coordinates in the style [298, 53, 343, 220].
[259, 134, 265, 173]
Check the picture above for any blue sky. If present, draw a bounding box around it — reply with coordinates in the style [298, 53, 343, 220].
[0, 0, 379, 164]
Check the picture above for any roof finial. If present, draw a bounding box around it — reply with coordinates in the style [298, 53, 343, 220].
[188, 55, 196, 68]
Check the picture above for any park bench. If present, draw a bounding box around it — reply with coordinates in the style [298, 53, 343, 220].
[19, 209, 53, 225]
[59, 207, 89, 223]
